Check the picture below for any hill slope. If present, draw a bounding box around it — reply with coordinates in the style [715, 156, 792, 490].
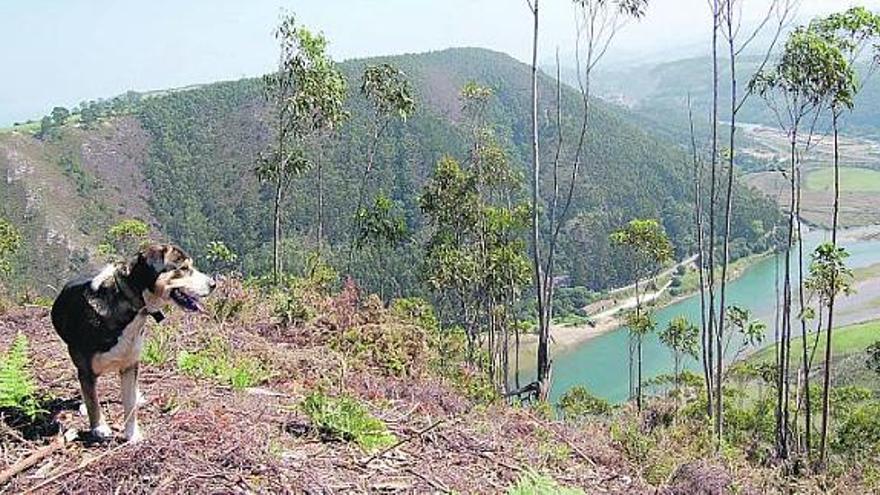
[0, 48, 782, 294]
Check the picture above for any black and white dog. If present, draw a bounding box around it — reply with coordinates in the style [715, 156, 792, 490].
[51, 244, 215, 442]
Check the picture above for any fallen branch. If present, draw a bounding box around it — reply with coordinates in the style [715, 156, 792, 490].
[0, 429, 75, 486]
[22, 440, 130, 494]
[360, 418, 446, 466]
[405, 466, 452, 493]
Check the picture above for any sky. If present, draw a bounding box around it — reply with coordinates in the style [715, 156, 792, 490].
[2, 0, 879, 126]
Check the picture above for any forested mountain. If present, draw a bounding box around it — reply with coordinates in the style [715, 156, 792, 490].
[0, 47, 782, 295]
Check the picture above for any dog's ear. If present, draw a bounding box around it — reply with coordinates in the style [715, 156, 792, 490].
[137, 244, 169, 275]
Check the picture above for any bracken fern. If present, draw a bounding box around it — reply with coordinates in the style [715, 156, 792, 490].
[0, 333, 42, 419]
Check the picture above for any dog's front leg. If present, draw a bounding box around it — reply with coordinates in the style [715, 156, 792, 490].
[78, 369, 111, 440]
[120, 364, 142, 443]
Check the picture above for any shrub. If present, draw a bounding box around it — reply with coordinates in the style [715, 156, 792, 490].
[833, 401, 880, 456]
[142, 324, 174, 366]
[207, 275, 254, 323]
[0, 333, 42, 419]
[506, 470, 585, 495]
[272, 289, 313, 327]
[301, 391, 397, 452]
[558, 385, 613, 421]
[177, 338, 268, 390]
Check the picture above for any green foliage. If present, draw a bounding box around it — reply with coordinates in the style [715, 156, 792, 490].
[355, 193, 408, 249]
[810, 6, 880, 111]
[805, 243, 855, 305]
[506, 470, 585, 495]
[300, 391, 397, 452]
[0, 334, 42, 419]
[333, 304, 430, 378]
[272, 289, 314, 327]
[725, 305, 766, 348]
[0, 217, 22, 276]
[610, 218, 673, 280]
[867, 341, 880, 375]
[361, 63, 416, 121]
[557, 385, 613, 421]
[659, 316, 699, 360]
[552, 286, 596, 319]
[177, 338, 268, 390]
[142, 325, 175, 366]
[51, 106, 70, 126]
[752, 24, 855, 119]
[833, 401, 880, 456]
[101, 219, 150, 257]
[20, 47, 781, 297]
[625, 310, 656, 337]
[420, 82, 530, 356]
[205, 240, 238, 268]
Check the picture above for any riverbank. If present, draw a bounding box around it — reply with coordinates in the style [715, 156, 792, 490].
[513, 249, 774, 370]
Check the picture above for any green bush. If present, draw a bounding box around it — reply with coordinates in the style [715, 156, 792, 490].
[0, 334, 42, 419]
[833, 401, 880, 456]
[177, 338, 268, 390]
[557, 385, 612, 421]
[272, 289, 313, 327]
[301, 392, 397, 452]
[142, 325, 174, 366]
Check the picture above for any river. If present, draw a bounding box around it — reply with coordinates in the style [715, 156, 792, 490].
[535, 229, 880, 404]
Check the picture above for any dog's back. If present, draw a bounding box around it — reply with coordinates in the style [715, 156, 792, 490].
[51, 273, 140, 356]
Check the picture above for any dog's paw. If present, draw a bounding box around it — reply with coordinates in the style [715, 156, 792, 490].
[79, 402, 88, 417]
[91, 423, 113, 441]
[124, 426, 143, 444]
[136, 391, 147, 407]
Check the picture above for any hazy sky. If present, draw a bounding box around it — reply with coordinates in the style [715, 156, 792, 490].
[2, 0, 879, 125]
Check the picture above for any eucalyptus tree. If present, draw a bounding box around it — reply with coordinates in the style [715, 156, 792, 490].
[524, 0, 648, 401]
[752, 25, 850, 460]
[610, 218, 673, 411]
[804, 243, 854, 465]
[659, 316, 700, 399]
[257, 13, 347, 284]
[348, 63, 415, 268]
[701, 0, 796, 446]
[421, 84, 529, 390]
[807, 7, 880, 467]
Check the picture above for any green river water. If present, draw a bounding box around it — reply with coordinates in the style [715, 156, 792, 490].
[528, 230, 880, 404]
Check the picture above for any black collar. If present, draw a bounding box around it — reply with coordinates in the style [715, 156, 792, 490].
[114, 271, 165, 323]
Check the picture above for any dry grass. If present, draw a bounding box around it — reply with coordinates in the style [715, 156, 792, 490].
[0, 283, 647, 493]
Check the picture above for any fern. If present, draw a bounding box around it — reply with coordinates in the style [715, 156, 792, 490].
[0, 333, 42, 418]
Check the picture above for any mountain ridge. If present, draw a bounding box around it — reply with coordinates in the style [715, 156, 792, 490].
[0, 47, 782, 295]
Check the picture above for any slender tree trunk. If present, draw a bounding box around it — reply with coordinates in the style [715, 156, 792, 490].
[273, 179, 284, 284]
[796, 165, 812, 459]
[348, 121, 384, 271]
[316, 155, 325, 253]
[528, 0, 551, 399]
[715, 2, 737, 445]
[778, 131, 798, 459]
[689, 96, 713, 417]
[706, 0, 721, 423]
[635, 279, 642, 411]
[819, 111, 841, 467]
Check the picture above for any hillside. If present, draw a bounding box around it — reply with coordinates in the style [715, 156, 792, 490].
[594, 55, 880, 142]
[0, 48, 782, 295]
[0, 281, 651, 493]
[593, 55, 880, 229]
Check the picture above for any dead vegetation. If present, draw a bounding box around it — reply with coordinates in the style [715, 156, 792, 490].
[0, 280, 648, 494]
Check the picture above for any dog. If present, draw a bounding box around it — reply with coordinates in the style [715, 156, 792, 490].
[51, 244, 215, 442]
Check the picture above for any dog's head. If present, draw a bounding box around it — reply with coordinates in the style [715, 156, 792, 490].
[129, 244, 215, 313]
